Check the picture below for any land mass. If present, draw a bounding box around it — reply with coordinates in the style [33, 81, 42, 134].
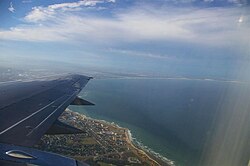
[35, 109, 173, 166]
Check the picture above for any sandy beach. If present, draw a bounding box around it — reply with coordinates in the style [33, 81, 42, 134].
[85, 113, 172, 166]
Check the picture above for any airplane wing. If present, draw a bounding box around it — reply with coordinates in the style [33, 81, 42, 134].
[0, 74, 93, 166]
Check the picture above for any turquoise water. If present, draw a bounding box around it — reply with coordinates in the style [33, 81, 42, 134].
[69, 78, 241, 166]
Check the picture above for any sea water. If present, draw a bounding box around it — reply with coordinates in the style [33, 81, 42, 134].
[69, 78, 243, 166]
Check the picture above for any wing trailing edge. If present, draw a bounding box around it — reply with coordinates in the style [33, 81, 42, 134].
[46, 120, 85, 135]
[70, 96, 95, 106]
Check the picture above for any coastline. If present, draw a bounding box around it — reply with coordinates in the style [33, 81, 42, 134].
[127, 129, 175, 166]
[81, 111, 174, 166]
[36, 108, 175, 165]
[124, 128, 161, 166]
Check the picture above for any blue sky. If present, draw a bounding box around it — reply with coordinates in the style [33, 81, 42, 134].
[0, 0, 249, 79]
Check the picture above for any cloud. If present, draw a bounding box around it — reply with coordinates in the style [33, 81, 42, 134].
[108, 48, 168, 59]
[47, 0, 103, 10]
[24, 7, 54, 22]
[8, 2, 15, 13]
[0, 26, 65, 42]
[24, 0, 114, 22]
[1, 1, 249, 51]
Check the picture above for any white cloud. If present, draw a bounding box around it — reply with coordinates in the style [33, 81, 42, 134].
[0, 26, 67, 42]
[48, 0, 102, 10]
[24, 7, 55, 22]
[8, 2, 15, 13]
[108, 48, 168, 59]
[24, 0, 113, 22]
[1, 1, 249, 50]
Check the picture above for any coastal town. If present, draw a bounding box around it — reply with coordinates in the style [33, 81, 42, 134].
[35, 109, 172, 166]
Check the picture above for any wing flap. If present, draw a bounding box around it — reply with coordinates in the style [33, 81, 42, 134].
[70, 96, 95, 106]
[46, 120, 84, 135]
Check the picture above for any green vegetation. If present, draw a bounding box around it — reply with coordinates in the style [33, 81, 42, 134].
[81, 137, 98, 145]
[97, 161, 115, 166]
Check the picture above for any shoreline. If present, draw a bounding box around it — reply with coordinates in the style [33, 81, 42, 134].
[127, 130, 175, 166]
[124, 128, 161, 166]
[77, 110, 174, 166]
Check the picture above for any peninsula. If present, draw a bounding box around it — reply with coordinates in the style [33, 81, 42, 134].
[35, 109, 172, 166]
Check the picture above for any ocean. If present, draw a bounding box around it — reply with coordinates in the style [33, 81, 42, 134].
[69, 78, 244, 166]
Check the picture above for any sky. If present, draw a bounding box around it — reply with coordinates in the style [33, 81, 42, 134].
[0, 0, 250, 79]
